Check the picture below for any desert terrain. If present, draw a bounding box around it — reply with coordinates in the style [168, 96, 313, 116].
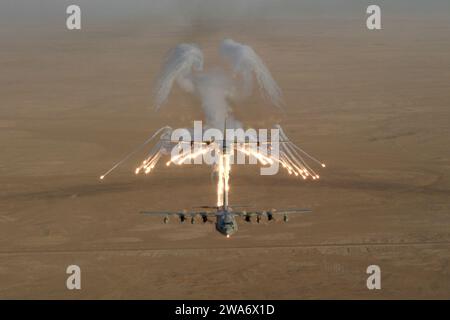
[0, 4, 450, 299]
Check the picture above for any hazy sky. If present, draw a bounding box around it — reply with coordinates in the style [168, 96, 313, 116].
[1, 0, 449, 27]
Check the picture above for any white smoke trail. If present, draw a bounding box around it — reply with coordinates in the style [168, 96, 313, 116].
[220, 38, 284, 109]
[153, 39, 284, 130]
[154, 43, 203, 110]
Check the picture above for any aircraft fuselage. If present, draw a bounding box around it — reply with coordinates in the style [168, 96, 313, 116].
[215, 208, 238, 237]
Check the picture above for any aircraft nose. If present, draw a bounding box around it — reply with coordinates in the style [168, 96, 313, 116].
[224, 227, 235, 237]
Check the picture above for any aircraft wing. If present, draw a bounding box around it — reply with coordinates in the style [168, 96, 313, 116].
[271, 208, 312, 214]
[141, 211, 182, 216]
[140, 210, 218, 223]
[140, 210, 218, 216]
[233, 208, 312, 222]
[233, 208, 311, 216]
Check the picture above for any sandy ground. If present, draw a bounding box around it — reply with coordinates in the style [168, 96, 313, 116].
[0, 16, 450, 299]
